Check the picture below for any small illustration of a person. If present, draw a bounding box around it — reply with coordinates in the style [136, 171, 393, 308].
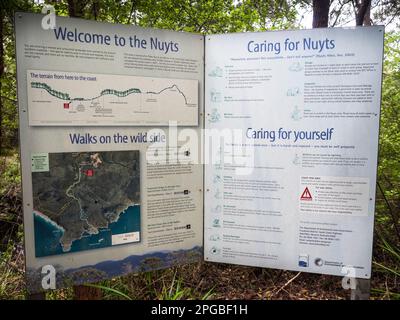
[291, 105, 302, 121]
[209, 108, 221, 123]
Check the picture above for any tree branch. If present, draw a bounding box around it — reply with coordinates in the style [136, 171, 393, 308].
[377, 181, 400, 242]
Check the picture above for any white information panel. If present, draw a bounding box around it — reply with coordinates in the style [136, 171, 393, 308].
[204, 27, 383, 279]
[16, 12, 204, 292]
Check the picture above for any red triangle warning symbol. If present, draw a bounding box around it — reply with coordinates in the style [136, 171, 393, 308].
[300, 187, 312, 201]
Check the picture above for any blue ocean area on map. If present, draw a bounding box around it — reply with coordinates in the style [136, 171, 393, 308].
[34, 205, 140, 257]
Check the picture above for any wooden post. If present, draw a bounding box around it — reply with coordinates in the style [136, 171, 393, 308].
[73, 285, 103, 300]
[350, 278, 371, 300]
[27, 292, 46, 300]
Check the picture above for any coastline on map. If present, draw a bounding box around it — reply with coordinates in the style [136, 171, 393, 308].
[64, 202, 140, 248]
[33, 204, 141, 258]
[33, 210, 65, 257]
[108, 202, 138, 224]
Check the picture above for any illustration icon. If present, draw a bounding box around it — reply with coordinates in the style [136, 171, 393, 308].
[216, 146, 224, 158]
[300, 187, 312, 201]
[298, 254, 309, 267]
[213, 174, 222, 183]
[291, 105, 302, 121]
[213, 163, 222, 171]
[211, 205, 221, 213]
[208, 66, 223, 77]
[292, 153, 300, 165]
[289, 62, 303, 72]
[209, 234, 221, 241]
[314, 258, 324, 267]
[287, 87, 300, 96]
[212, 218, 221, 228]
[210, 90, 222, 103]
[208, 108, 221, 123]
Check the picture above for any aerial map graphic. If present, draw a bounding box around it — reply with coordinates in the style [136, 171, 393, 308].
[32, 151, 140, 257]
[27, 70, 198, 126]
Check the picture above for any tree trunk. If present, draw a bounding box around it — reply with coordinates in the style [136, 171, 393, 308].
[363, 4, 371, 26]
[67, 0, 87, 18]
[355, 0, 372, 26]
[312, 0, 330, 28]
[92, 1, 100, 21]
